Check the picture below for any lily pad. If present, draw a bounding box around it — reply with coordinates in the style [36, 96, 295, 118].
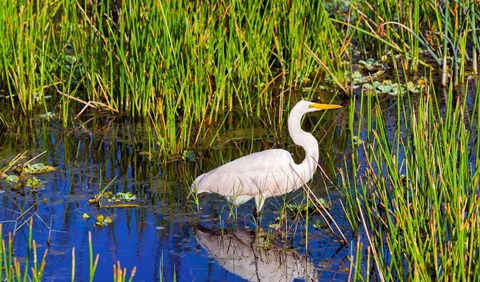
[114, 192, 136, 201]
[26, 177, 43, 189]
[5, 174, 19, 183]
[358, 58, 385, 71]
[95, 214, 113, 227]
[24, 163, 55, 174]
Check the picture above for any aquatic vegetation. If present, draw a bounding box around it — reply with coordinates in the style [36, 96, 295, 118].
[94, 215, 113, 227]
[22, 163, 55, 174]
[113, 261, 136, 282]
[341, 77, 480, 280]
[181, 150, 196, 162]
[312, 219, 329, 230]
[1, 157, 54, 191]
[343, 0, 479, 85]
[0, 0, 478, 281]
[358, 58, 386, 72]
[25, 176, 42, 189]
[4, 175, 18, 183]
[89, 183, 140, 209]
[0, 221, 47, 281]
[0, 219, 136, 282]
[285, 199, 332, 217]
[0, 0, 345, 154]
[362, 80, 424, 96]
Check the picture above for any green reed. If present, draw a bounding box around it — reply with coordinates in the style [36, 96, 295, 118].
[0, 221, 137, 282]
[0, 219, 48, 282]
[345, 0, 479, 84]
[0, 0, 60, 112]
[341, 77, 480, 280]
[0, 0, 345, 154]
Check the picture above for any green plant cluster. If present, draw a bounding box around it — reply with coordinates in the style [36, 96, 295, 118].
[341, 78, 480, 280]
[0, 0, 344, 150]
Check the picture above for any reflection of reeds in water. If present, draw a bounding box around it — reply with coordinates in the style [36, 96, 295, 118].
[195, 225, 317, 282]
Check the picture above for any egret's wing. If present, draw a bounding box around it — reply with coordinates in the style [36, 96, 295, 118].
[194, 149, 298, 197]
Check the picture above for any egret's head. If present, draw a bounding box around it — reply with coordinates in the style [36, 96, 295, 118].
[288, 100, 342, 137]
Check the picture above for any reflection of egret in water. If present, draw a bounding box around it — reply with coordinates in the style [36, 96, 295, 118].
[194, 225, 318, 281]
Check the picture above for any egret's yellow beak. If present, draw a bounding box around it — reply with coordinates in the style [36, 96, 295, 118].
[310, 103, 342, 110]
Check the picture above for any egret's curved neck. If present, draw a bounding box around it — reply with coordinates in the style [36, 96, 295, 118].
[288, 107, 319, 180]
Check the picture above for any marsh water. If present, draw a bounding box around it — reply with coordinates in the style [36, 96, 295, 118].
[0, 98, 352, 281]
[1, 86, 475, 281]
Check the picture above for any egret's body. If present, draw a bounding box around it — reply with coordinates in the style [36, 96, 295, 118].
[192, 100, 341, 213]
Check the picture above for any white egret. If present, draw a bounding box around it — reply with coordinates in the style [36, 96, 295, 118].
[191, 100, 342, 214]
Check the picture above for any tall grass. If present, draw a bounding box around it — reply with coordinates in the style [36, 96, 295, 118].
[0, 0, 345, 153]
[344, 0, 479, 84]
[341, 77, 480, 280]
[0, 0, 60, 112]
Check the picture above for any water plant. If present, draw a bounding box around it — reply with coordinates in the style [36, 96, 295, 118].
[342, 0, 479, 85]
[341, 77, 480, 280]
[0, 219, 138, 281]
[0, 0, 346, 155]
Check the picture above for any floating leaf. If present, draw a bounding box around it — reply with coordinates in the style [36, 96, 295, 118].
[358, 58, 385, 71]
[95, 214, 113, 227]
[5, 175, 19, 183]
[24, 163, 55, 174]
[104, 217, 113, 225]
[377, 83, 393, 94]
[116, 192, 136, 201]
[26, 177, 42, 189]
[82, 213, 90, 219]
[352, 71, 368, 84]
[363, 83, 374, 91]
[406, 81, 423, 93]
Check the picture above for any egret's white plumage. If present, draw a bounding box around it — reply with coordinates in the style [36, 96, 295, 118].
[192, 100, 342, 213]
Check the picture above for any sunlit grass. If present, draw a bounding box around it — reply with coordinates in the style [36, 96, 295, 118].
[0, 0, 345, 154]
[341, 77, 480, 280]
[1, 0, 479, 279]
[342, 0, 479, 85]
